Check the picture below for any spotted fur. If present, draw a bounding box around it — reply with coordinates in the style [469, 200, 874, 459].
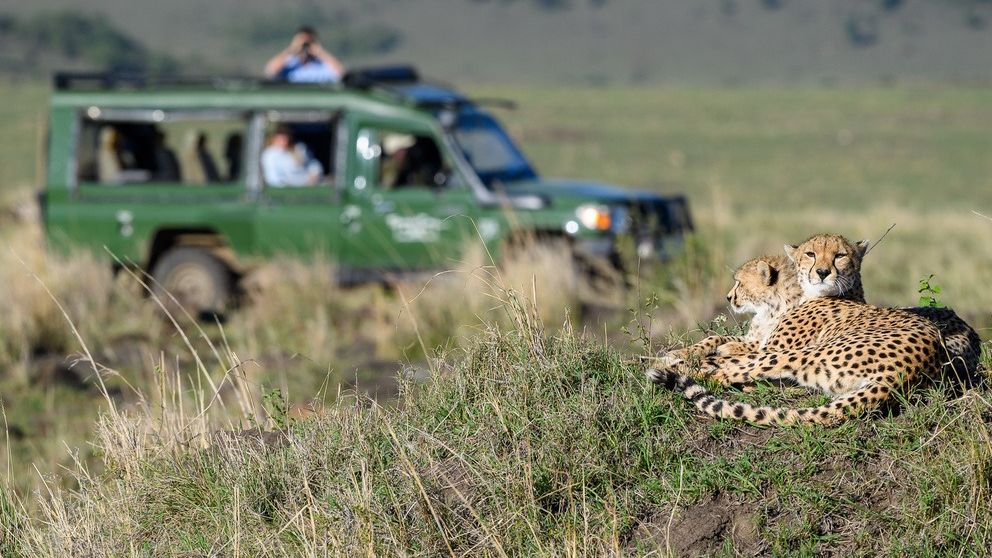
[648, 233, 953, 426]
[661, 235, 980, 382]
[786, 233, 868, 303]
[656, 232, 870, 367]
[658, 254, 803, 366]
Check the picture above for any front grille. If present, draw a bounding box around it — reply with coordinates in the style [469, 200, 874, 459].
[625, 196, 693, 261]
[629, 196, 693, 237]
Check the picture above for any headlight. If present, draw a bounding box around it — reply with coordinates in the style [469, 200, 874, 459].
[575, 203, 612, 231]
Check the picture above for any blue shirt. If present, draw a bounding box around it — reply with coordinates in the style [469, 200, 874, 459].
[278, 54, 341, 84]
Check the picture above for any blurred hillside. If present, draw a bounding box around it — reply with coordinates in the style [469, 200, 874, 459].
[2, 0, 992, 84]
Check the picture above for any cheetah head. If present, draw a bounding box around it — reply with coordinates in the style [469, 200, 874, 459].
[785, 233, 869, 299]
[727, 254, 798, 315]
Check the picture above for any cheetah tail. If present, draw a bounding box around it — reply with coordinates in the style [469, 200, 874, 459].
[646, 368, 851, 426]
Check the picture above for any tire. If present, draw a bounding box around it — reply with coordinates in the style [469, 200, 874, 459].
[150, 247, 233, 317]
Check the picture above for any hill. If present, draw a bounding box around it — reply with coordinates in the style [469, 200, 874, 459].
[3, 0, 992, 83]
[3, 299, 991, 555]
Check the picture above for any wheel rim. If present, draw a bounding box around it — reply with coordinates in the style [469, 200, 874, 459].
[162, 262, 219, 312]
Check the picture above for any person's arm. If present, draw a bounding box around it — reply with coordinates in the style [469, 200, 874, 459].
[310, 43, 346, 78]
[261, 149, 285, 186]
[264, 33, 308, 78]
[305, 159, 324, 185]
[264, 50, 294, 78]
[294, 144, 324, 185]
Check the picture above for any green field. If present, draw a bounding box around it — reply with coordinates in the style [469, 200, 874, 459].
[1, 81, 991, 554]
[6, 1, 992, 84]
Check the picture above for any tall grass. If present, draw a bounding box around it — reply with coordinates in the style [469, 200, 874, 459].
[0, 196, 609, 500]
[0, 218, 160, 383]
[2, 283, 991, 556]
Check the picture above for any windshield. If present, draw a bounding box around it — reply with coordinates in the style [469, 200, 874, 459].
[450, 111, 537, 187]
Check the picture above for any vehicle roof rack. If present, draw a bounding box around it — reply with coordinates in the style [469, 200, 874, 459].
[341, 65, 420, 89]
[53, 65, 425, 93]
[52, 72, 308, 91]
[51, 66, 514, 111]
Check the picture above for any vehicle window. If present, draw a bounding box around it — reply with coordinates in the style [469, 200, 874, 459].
[77, 114, 247, 186]
[451, 111, 536, 187]
[373, 130, 449, 190]
[261, 118, 338, 188]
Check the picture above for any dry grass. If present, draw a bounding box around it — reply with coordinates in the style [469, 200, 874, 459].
[0, 196, 607, 501]
[2, 286, 991, 556]
[634, 190, 992, 350]
[0, 217, 161, 382]
[1, 81, 991, 554]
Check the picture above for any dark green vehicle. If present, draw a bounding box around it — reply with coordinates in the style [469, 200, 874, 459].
[41, 67, 692, 311]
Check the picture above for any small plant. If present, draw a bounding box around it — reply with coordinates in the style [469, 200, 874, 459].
[917, 274, 944, 308]
[261, 387, 288, 430]
[623, 290, 660, 352]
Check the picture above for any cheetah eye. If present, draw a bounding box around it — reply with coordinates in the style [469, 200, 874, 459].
[835, 252, 847, 259]
[804, 251, 815, 258]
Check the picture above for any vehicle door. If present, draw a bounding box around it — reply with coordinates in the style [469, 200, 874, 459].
[343, 124, 479, 271]
[252, 110, 345, 262]
[57, 108, 252, 264]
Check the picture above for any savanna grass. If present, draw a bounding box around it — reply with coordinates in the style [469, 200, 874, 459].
[3, 289, 991, 556]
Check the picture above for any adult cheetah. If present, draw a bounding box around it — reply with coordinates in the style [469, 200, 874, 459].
[648, 233, 953, 426]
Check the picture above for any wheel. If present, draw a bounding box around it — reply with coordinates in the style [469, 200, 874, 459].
[150, 247, 233, 317]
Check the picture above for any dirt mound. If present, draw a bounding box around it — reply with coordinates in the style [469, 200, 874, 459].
[634, 492, 760, 556]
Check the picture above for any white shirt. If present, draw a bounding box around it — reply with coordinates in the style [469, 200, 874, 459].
[261, 143, 323, 187]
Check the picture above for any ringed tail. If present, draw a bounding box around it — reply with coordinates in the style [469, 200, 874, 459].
[647, 368, 866, 426]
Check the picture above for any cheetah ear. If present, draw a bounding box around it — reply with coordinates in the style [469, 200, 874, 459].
[854, 239, 870, 258]
[756, 260, 774, 285]
[784, 244, 800, 263]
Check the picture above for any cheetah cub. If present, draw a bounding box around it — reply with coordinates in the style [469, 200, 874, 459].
[656, 254, 804, 367]
[648, 233, 947, 426]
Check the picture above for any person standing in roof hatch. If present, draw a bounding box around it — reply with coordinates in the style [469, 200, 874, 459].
[264, 26, 346, 84]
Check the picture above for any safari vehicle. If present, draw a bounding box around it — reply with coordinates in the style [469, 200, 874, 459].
[40, 67, 692, 312]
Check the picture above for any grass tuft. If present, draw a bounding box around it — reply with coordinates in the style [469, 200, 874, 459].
[2, 292, 991, 555]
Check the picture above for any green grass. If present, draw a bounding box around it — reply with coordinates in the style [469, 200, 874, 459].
[472, 84, 992, 212]
[471, 83, 992, 316]
[1, 81, 991, 554]
[3, 304, 991, 555]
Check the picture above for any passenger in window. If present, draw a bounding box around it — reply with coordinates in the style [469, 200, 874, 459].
[264, 26, 345, 84]
[97, 127, 124, 183]
[151, 130, 180, 181]
[262, 125, 324, 187]
[395, 137, 444, 187]
[97, 126, 149, 184]
[380, 134, 415, 188]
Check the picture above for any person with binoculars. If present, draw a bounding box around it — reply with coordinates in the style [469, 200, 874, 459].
[264, 26, 346, 84]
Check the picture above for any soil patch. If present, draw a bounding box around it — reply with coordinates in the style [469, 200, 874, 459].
[634, 492, 761, 556]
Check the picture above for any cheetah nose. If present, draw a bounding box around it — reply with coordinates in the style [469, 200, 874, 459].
[726, 294, 732, 302]
[816, 268, 830, 280]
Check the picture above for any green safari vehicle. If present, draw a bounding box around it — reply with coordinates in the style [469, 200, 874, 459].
[40, 67, 692, 312]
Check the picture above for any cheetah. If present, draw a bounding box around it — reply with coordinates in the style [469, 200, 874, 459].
[647, 233, 952, 426]
[654, 234, 867, 369]
[659, 239, 980, 380]
[656, 254, 805, 367]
